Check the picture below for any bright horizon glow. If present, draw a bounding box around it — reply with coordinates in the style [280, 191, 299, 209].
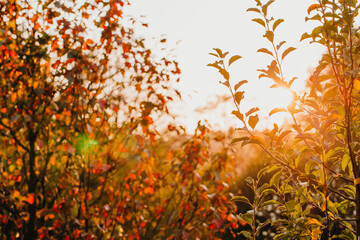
[126, 0, 325, 133]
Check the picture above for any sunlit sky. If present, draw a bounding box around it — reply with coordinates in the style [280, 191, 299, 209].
[126, 0, 325, 132]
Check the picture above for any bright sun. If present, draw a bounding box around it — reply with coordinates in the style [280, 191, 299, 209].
[268, 87, 294, 109]
[252, 86, 294, 113]
[252, 87, 295, 129]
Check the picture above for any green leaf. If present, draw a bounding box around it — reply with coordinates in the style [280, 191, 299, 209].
[260, 188, 276, 197]
[239, 231, 252, 239]
[269, 107, 286, 116]
[265, 31, 274, 42]
[327, 198, 338, 215]
[269, 171, 282, 186]
[273, 19, 284, 31]
[241, 212, 254, 226]
[261, 199, 278, 208]
[252, 18, 266, 28]
[339, 186, 355, 198]
[257, 167, 268, 180]
[281, 47, 296, 60]
[230, 196, 252, 205]
[248, 115, 259, 129]
[256, 219, 271, 233]
[311, 26, 322, 39]
[267, 165, 279, 174]
[235, 91, 245, 104]
[234, 80, 248, 91]
[231, 110, 244, 121]
[228, 55, 242, 66]
[285, 200, 296, 212]
[257, 48, 273, 56]
[246, 107, 259, 117]
[247, 7, 261, 13]
[342, 154, 351, 172]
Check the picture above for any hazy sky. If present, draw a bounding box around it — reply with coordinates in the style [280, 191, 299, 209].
[126, 0, 325, 132]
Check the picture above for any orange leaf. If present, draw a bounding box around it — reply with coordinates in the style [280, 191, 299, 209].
[25, 193, 35, 205]
[308, 4, 321, 15]
[31, 14, 38, 23]
[86, 192, 92, 200]
[144, 186, 154, 194]
[11, 92, 17, 102]
[49, 156, 56, 166]
[128, 173, 136, 180]
[34, 22, 41, 31]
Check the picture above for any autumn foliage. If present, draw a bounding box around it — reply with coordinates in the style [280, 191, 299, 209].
[0, 0, 237, 239]
[210, 0, 360, 239]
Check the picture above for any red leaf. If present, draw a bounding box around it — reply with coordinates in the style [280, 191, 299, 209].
[25, 193, 35, 205]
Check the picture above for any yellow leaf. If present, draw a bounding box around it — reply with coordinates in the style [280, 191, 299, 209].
[13, 190, 20, 198]
[354, 79, 360, 91]
[311, 228, 321, 240]
[9, 164, 16, 172]
[8, 19, 16, 30]
[308, 218, 322, 226]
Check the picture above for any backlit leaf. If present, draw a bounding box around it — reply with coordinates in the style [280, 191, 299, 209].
[269, 108, 286, 116]
[273, 19, 284, 31]
[241, 212, 253, 226]
[234, 80, 248, 91]
[247, 8, 261, 13]
[265, 31, 274, 42]
[300, 32, 310, 41]
[252, 18, 266, 27]
[230, 196, 252, 205]
[342, 154, 351, 172]
[220, 69, 229, 80]
[231, 110, 244, 121]
[248, 115, 259, 129]
[281, 47, 296, 60]
[231, 137, 250, 144]
[257, 48, 273, 56]
[246, 107, 259, 117]
[235, 91, 245, 104]
[276, 41, 286, 50]
[213, 48, 223, 58]
[308, 4, 321, 15]
[261, 199, 278, 208]
[270, 171, 281, 186]
[228, 55, 242, 66]
[354, 79, 360, 91]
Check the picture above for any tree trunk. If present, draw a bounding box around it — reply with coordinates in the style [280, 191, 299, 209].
[25, 131, 37, 240]
[356, 185, 360, 239]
